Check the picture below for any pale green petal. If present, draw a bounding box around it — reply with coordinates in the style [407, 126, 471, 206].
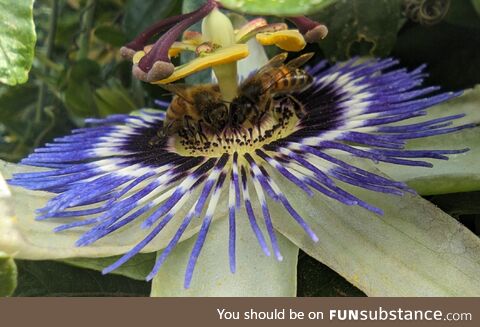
[269, 161, 480, 296]
[381, 127, 480, 195]
[380, 86, 480, 195]
[151, 215, 298, 296]
[0, 161, 223, 260]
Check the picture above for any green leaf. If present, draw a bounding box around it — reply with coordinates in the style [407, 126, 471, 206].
[445, 0, 480, 29]
[219, 0, 336, 16]
[270, 164, 480, 296]
[392, 23, 480, 90]
[379, 86, 480, 195]
[0, 0, 36, 85]
[65, 79, 98, 118]
[0, 83, 38, 133]
[123, 0, 182, 40]
[64, 59, 101, 118]
[312, 0, 403, 61]
[0, 252, 17, 296]
[94, 83, 139, 117]
[94, 25, 128, 47]
[151, 216, 298, 296]
[13, 260, 150, 297]
[62, 253, 155, 281]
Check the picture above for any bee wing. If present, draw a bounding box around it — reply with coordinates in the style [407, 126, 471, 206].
[256, 52, 289, 75]
[239, 52, 289, 91]
[286, 52, 314, 69]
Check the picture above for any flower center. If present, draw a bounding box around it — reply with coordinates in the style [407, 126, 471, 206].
[169, 98, 302, 157]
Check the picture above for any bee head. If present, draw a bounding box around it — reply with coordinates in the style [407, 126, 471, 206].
[229, 96, 255, 127]
[203, 103, 229, 131]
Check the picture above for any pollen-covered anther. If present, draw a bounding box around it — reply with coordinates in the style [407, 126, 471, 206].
[196, 41, 221, 56]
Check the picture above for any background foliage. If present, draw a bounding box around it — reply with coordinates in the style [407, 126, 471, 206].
[1, 0, 480, 296]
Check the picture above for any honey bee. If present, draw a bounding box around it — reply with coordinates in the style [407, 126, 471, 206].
[229, 52, 314, 128]
[150, 84, 228, 144]
[150, 53, 314, 144]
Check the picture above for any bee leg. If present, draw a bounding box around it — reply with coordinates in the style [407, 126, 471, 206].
[149, 125, 168, 146]
[197, 122, 209, 143]
[182, 115, 197, 139]
[163, 120, 176, 136]
[255, 109, 267, 133]
[148, 134, 161, 146]
[288, 95, 307, 119]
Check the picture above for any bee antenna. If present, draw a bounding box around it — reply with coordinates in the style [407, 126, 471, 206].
[176, 93, 194, 105]
[160, 92, 194, 105]
[159, 84, 194, 105]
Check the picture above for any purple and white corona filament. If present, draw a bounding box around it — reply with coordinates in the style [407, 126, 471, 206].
[9, 58, 472, 288]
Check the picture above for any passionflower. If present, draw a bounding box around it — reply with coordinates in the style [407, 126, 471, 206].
[2, 2, 478, 294]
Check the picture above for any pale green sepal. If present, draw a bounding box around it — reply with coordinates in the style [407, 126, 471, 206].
[151, 215, 299, 296]
[380, 86, 480, 195]
[381, 127, 480, 195]
[268, 163, 480, 296]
